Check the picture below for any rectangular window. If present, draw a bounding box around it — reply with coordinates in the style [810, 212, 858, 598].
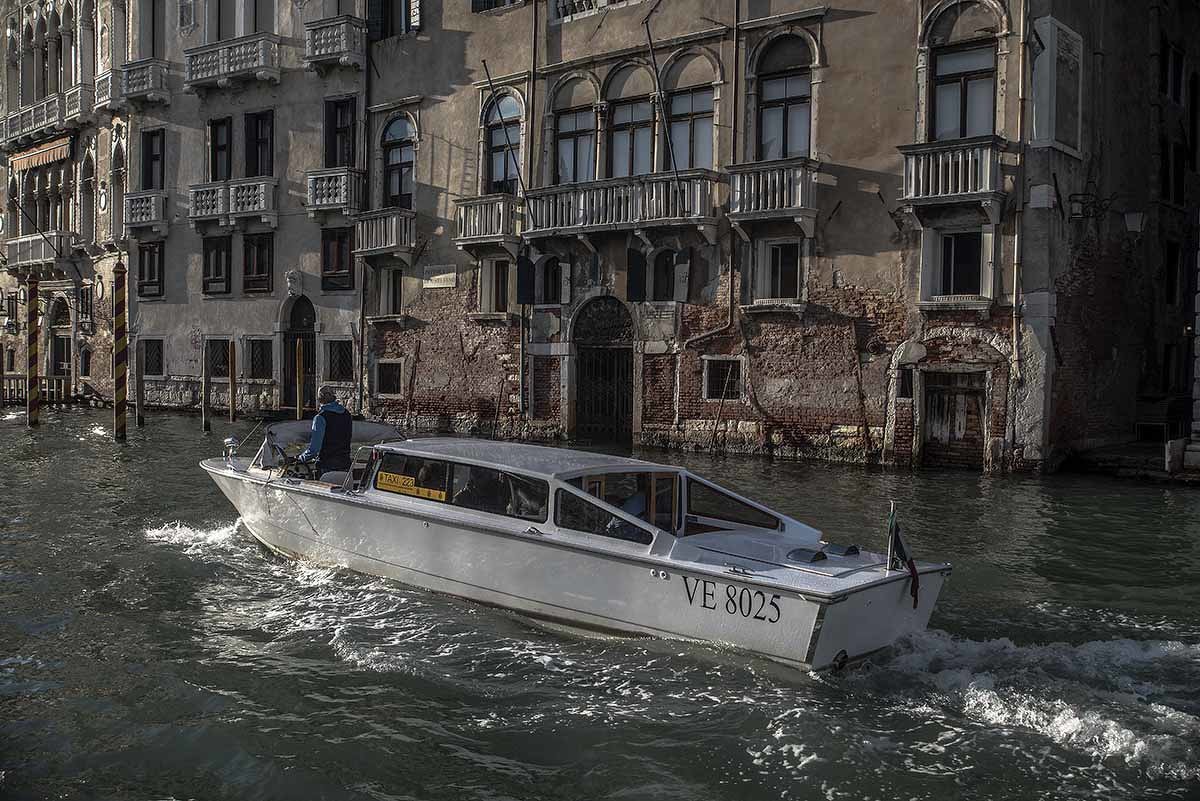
[898, 367, 915, 399]
[450, 463, 549, 522]
[243, 233, 273, 293]
[5, 348, 16, 373]
[78, 284, 94, 322]
[202, 236, 232, 295]
[609, 99, 653, 178]
[490, 259, 509, 313]
[1173, 141, 1188, 204]
[4, 294, 17, 320]
[321, 228, 354, 291]
[487, 116, 521, 195]
[765, 242, 800, 300]
[374, 453, 449, 501]
[669, 87, 714, 170]
[384, 138, 415, 208]
[759, 73, 811, 160]
[327, 340, 354, 382]
[932, 46, 995, 141]
[378, 361, 404, 394]
[141, 129, 164, 190]
[939, 231, 983, 296]
[78, 347, 92, 377]
[389, 270, 404, 315]
[325, 98, 356, 169]
[555, 107, 596, 184]
[245, 110, 274, 178]
[555, 488, 652, 545]
[209, 117, 232, 182]
[248, 339, 273, 380]
[142, 339, 164, 376]
[137, 241, 164, 297]
[704, 358, 742, 401]
[1165, 241, 1181, 306]
[206, 339, 230, 379]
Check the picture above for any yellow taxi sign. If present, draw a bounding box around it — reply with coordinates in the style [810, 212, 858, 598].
[376, 470, 447, 501]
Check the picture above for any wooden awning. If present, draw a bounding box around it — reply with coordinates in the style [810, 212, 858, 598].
[9, 137, 72, 172]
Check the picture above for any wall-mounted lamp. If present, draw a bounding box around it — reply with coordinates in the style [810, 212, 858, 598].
[1123, 212, 1146, 234]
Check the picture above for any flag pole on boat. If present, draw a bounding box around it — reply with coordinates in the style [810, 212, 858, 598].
[885, 500, 895, 575]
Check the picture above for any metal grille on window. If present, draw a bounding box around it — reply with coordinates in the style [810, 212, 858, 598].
[378, 362, 403, 394]
[249, 340, 273, 380]
[706, 359, 741, 400]
[471, 0, 519, 11]
[327, 340, 354, 382]
[206, 339, 230, 379]
[143, 339, 164, 376]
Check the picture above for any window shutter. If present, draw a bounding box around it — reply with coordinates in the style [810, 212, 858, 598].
[626, 249, 646, 302]
[673, 247, 690, 303]
[244, 114, 255, 177]
[408, 0, 421, 31]
[324, 102, 336, 168]
[516, 255, 536, 305]
[560, 258, 572, 305]
[367, 0, 384, 39]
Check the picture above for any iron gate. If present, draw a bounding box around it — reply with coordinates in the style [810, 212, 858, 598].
[575, 346, 633, 443]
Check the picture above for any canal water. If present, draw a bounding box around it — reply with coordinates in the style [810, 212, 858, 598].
[2, 408, 1198, 800]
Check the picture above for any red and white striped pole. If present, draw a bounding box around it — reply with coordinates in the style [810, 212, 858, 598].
[112, 260, 127, 441]
[25, 275, 39, 428]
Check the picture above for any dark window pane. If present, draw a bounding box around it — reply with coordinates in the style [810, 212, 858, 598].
[686, 479, 778, 530]
[378, 362, 404, 394]
[249, 340, 273, 379]
[327, 340, 354, 382]
[705, 359, 741, 400]
[143, 339, 164, 376]
[374, 453, 448, 501]
[206, 339, 230, 378]
[451, 463, 548, 521]
[555, 489, 652, 545]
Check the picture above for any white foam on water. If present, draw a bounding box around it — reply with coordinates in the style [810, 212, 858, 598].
[872, 630, 1200, 781]
[2, 412, 20, 421]
[142, 519, 240, 555]
[87, 425, 107, 437]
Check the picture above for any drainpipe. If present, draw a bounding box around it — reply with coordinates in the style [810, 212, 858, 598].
[357, 5, 374, 418]
[673, 0, 740, 427]
[519, 0, 539, 421]
[1012, 0, 1028, 388]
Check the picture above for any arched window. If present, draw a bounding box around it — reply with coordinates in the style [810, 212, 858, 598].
[79, 155, 95, 243]
[606, 65, 655, 178]
[79, 346, 92, 377]
[667, 87, 713, 169]
[553, 77, 596, 185]
[756, 36, 812, 160]
[485, 95, 521, 196]
[382, 116, 416, 208]
[931, 45, 995, 141]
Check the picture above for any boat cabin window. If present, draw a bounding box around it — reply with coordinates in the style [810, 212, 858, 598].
[685, 478, 780, 533]
[374, 454, 450, 501]
[567, 472, 679, 533]
[450, 463, 549, 523]
[555, 489, 653, 546]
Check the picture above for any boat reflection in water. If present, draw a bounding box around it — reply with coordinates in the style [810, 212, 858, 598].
[202, 423, 951, 670]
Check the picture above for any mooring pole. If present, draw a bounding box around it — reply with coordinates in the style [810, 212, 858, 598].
[25, 275, 39, 428]
[134, 339, 146, 427]
[112, 260, 127, 441]
[295, 340, 304, 421]
[201, 348, 211, 433]
[228, 339, 237, 423]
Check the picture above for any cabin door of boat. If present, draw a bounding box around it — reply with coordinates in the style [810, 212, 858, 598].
[283, 296, 317, 414]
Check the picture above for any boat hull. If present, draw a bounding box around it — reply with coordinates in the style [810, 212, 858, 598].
[203, 460, 946, 669]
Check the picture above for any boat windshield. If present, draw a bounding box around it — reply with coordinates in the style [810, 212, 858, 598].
[567, 471, 679, 533]
[683, 477, 780, 534]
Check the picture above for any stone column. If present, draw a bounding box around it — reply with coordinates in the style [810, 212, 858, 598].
[46, 34, 59, 94]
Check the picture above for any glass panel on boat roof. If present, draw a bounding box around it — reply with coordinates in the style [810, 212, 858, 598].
[555, 489, 653, 546]
[685, 478, 779, 532]
[449, 463, 548, 523]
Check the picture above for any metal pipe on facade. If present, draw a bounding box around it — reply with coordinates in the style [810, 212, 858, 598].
[1012, 0, 1029, 388]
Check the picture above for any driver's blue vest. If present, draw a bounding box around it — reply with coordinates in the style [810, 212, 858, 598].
[318, 407, 353, 472]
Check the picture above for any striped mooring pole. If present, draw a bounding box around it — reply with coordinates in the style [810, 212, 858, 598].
[112, 260, 127, 441]
[25, 274, 39, 428]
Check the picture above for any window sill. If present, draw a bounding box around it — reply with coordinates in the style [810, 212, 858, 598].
[741, 300, 806, 315]
[366, 314, 411, 326]
[137, 293, 166, 302]
[321, 288, 357, 296]
[240, 377, 276, 385]
[468, 311, 518, 325]
[918, 295, 992, 312]
[201, 292, 234, 300]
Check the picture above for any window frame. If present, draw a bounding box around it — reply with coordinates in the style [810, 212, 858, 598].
[667, 86, 714, 170]
[205, 337, 231, 380]
[137, 240, 164, 297]
[141, 128, 165, 191]
[486, 100, 522, 196]
[702, 356, 743, 402]
[755, 239, 803, 302]
[756, 69, 811, 161]
[325, 97, 357, 169]
[247, 338, 273, 380]
[554, 105, 597, 185]
[208, 116, 233, 182]
[608, 97, 654, 178]
[141, 338, 165, 377]
[937, 229, 984, 297]
[245, 109, 274, 178]
[202, 235, 232, 295]
[325, 338, 355, 383]
[243, 232, 274, 293]
[929, 41, 997, 142]
[383, 126, 415, 209]
[376, 359, 405, 396]
[321, 227, 355, 291]
[553, 485, 655, 546]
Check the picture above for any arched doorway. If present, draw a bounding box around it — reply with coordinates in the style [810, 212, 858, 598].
[282, 295, 316, 413]
[572, 296, 634, 443]
[47, 297, 71, 379]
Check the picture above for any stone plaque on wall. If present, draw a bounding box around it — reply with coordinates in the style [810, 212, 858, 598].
[423, 264, 456, 289]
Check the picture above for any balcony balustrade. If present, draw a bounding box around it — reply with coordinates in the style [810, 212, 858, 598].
[125, 190, 169, 236]
[93, 70, 122, 111]
[4, 92, 64, 144]
[899, 136, 1004, 203]
[122, 59, 171, 104]
[187, 182, 228, 226]
[5, 230, 76, 271]
[524, 169, 722, 242]
[184, 33, 281, 90]
[726, 156, 819, 237]
[304, 16, 366, 72]
[354, 207, 416, 260]
[306, 167, 364, 217]
[454, 193, 521, 254]
[63, 84, 94, 125]
[188, 177, 278, 227]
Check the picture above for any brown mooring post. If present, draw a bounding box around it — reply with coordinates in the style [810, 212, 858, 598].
[112, 260, 127, 441]
[228, 339, 237, 423]
[295, 339, 304, 421]
[25, 274, 39, 428]
[134, 339, 146, 427]
[201, 345, 211, 433]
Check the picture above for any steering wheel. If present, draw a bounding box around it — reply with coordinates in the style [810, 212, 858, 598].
[280, 456, 318, 480]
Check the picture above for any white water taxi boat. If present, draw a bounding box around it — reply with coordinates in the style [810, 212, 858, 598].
[202, 424, 951, 670]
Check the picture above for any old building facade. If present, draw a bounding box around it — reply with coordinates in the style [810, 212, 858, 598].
[2, 0, 1197, 473]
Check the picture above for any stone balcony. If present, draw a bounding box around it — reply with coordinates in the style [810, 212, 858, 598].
[306, 167, 364, 218]
[354, 207, 416, 262]
[184, 33, 281, 91]
[304, 16, 366, 72]
[524, 169, 722, 245]
[454, 193, 522, 257]
[93, 70, 122, 111]
[898, 135, 1006, 223]
[4, 231, 77, 275]
[125, 190, 169, 236]
[122, 58, 171, 104]
[63, 84, 94, 126]
[188, 178, 278, 228]
[726, 156, 819, 238]
[4, 93, 63, 145]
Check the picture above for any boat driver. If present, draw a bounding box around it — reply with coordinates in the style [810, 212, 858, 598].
[298, 385, 353, 478]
